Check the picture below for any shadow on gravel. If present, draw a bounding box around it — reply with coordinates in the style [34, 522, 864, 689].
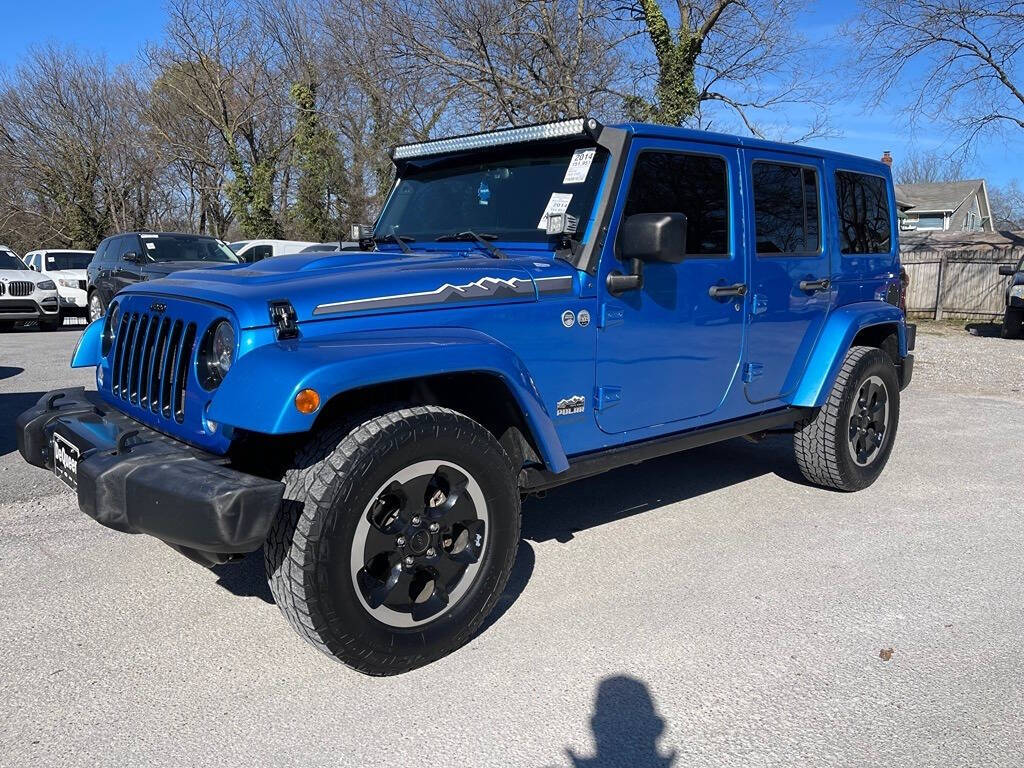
[564, 675, 676, 767]
[212, 549, 274, 603]
[523, 434, 803, 544]
[0, 365, 25, 381]
[0, 391, 44, 456]
[965, 321, 1002, 338]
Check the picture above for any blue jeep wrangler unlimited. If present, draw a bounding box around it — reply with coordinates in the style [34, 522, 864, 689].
[16, 118, 914, 675]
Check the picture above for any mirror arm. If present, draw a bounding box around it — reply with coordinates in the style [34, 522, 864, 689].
[606, 257, 644, 295]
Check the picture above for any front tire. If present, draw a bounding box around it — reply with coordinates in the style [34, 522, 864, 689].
[1002, 309, 1023, 339]
[87, 291, 105, 323]
[265, 406, 520, 675]
[794, 346, 900, 492]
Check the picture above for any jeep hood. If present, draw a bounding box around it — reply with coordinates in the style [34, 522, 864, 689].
[122, 249, 576, 329]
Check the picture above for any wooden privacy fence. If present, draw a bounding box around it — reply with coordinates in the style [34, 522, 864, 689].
[901, 247, 1022, 320]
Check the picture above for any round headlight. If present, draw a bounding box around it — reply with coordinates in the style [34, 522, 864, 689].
[101, 302, 120, 355]
[200, 319, 235, 389]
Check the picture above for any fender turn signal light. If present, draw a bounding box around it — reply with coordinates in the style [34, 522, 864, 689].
[295, 388, 321, 414]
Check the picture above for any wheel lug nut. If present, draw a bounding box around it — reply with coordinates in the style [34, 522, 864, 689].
[411, 515, 422, 526]
[426, 547, 436, 558]
[429, 522, 439, 533]
[404, 556, 414, 567]
[396, 536, 406, 546]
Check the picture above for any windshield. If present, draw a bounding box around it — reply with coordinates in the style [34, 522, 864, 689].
[375, 141, 609, 244]
[44, 251, 93, 270]
[0, 251, 27, 270]
[143, 235, 240, 263]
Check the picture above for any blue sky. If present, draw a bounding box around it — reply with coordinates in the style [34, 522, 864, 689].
[0, 0, 1019, 187]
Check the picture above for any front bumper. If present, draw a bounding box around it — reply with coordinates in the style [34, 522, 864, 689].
[16, 388, 284, 556]
[0, 295, 60, 321]
[58, 288, 88, 314]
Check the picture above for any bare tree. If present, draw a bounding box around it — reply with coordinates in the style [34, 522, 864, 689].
[144, 0, 295, 238]
[848, 0, 1024, 144]
[372, 0, 627, 127]
[989, 180, 1024, 229]
[893, 149, 969, 184]
[617, 0, 833, 140]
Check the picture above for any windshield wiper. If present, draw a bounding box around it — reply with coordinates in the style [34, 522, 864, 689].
[435, 231, 507, 259]
[373, 228, 415, 255]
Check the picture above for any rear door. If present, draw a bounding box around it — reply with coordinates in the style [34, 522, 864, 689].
[743, 151, 831, 403]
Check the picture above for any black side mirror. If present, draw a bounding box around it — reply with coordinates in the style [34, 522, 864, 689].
[123, 251, 140, 264]
[618, 212, 688, 264]
[999, 264, 1017, 276]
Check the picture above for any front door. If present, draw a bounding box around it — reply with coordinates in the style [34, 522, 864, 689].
[111, 235, 144, 297]
[595, 140, 746, 434]
[743, 152, 832, 403]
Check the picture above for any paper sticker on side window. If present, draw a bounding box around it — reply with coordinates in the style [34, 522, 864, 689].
[537, 192, 573, 229]
[563, 148, 596, 184]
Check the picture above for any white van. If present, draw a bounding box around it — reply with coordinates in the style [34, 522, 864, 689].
[228, 239, 318, 263]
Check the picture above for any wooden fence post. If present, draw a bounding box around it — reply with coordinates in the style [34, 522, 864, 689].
[934, 251, 948, 320]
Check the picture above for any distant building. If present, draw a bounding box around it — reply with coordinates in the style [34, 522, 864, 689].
[893, 179, 993, 233]
[878, 151, 993, 233]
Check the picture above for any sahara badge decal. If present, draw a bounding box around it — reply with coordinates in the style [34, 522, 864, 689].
[556, 395, 586, 416]
[561, 309, 575, 328]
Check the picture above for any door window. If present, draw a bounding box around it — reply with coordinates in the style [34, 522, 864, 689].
[623, 152, 730, 257]
[835, 171, 891, 254]
[752, 162, 821, 255]
[248, 244, 274, 262]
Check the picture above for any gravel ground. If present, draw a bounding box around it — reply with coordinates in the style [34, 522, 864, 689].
[1, 322, 1022, 767]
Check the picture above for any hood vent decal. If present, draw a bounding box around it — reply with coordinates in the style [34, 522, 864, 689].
[312, 275, 572, 317]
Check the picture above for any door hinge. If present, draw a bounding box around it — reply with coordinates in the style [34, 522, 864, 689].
[594, 385, 622, 411]
[598, 305, 624, 329]
[742, 363, 764, 383]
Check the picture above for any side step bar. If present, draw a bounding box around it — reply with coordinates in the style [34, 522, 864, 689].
[520, 407, 814, 493]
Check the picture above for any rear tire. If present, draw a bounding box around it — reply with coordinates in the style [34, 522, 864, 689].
[265, 405, 520, 675]
[1002, 309, 1023, 339]
[794, 346, 900, 492]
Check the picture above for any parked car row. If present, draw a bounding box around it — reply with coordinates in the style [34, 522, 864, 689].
[2, 236, 345, 330]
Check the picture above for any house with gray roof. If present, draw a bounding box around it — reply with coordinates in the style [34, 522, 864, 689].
[893, 179, 993, 233]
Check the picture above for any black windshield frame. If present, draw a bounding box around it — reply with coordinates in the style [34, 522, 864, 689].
[378, 139, 609, 245]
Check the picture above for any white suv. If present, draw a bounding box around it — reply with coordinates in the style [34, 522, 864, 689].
[23, 249, 94, 319]
[228, 239, 317, 263]
[0, 247, 62, 330]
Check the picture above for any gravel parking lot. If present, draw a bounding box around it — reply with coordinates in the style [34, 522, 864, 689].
[2, 321, 1022, 767]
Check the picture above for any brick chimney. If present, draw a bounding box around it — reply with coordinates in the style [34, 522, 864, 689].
[881, 151, 893, 167]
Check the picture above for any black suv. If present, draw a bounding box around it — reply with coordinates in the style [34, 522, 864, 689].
[87, 232, 239, 322]
[999, 256, 1024, 338]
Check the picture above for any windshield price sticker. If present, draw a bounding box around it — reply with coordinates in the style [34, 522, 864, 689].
[562, 148, 596, 184]
[537, 192, 574, 229]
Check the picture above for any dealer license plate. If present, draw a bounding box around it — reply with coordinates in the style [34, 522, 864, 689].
[52, 431, 80, 491]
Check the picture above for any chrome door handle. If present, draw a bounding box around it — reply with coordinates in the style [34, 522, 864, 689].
[708, 282, 748, 299]
[798, 278, 831, 293]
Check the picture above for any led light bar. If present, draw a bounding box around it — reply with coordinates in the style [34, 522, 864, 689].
[392, 117, 600, 161]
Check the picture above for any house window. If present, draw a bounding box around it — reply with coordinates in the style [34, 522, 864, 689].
[915, 214, 944, 230]
[962, 211, 978, 232]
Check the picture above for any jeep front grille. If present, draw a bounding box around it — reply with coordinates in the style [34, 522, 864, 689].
[6, 281, 33, 297]
[111, 310, 198, 424]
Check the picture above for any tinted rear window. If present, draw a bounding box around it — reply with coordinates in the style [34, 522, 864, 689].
[836, 171, 892, 254]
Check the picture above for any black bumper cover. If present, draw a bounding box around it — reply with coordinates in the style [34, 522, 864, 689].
[16, 388, 284, 555]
